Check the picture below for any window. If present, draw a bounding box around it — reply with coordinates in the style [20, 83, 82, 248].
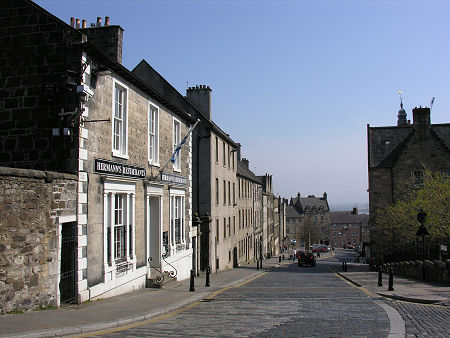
[173, 119, 181, 171]
[112, 81, 128, 157]
[228, 181, 231, 205]
[223, 218, 227, 239]
[228, 217, 231, 237]
[232, 152, 235, 170]
[148, 103, 159, 164]
[113, 194, 126, 261]
[228, 144, 230, 168]
[103, 180, 135, 273]
[223, 142, 226, 165]
[239, 210, 241, 229]
[215, 178, 219, 205]
[233, 216, 236, 234]
[216, 219, 219, 242]
[170, 192, 185, 248]
[223, 180, 226, 205]
[233, 183, 235, 204]
[414, 170, 424, 186]
[215, 137, 219, 163]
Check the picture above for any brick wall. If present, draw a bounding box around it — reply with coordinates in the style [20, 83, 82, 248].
[0, 167, 77, 313]
[0, 0, 81, 172]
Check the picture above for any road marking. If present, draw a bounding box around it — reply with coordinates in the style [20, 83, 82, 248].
[70, 272, 268, 337]
[329, 267, 405, 338]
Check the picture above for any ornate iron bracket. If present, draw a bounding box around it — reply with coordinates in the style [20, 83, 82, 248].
[162, 253, 177, 278]
[148, 257, 164, 285]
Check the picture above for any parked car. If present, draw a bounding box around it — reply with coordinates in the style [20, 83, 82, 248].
[312, 244, 327, 253]
[296, 251, 316, 267]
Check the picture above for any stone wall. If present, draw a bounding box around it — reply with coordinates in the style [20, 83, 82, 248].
[383, 259, 450, 285]
[0, 0, 81, 172]
[0, 167, 77, 313]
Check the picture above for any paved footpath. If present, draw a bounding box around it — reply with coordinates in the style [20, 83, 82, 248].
[335, 263, 450, 338]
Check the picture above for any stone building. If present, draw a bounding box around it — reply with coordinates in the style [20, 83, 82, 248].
[1, 0, 196, 309]
[329, 208, 361, 248]
[258, 174, 276, 257]
[367, 106, 450, 262]
[185, 86, 239, 273]
[237, 155, 262, 266]
[286, 193, 330, 249]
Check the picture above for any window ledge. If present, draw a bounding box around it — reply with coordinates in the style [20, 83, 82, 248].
[112, 152, 129, 160]
[149, 161, 160, 167]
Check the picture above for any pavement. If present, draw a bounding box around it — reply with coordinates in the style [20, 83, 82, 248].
[0, 254, 448, 338]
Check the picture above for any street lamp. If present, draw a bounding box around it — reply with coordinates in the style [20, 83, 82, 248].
[415, 209, 429, 280]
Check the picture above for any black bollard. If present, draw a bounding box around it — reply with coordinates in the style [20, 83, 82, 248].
[279, 256, 282, 263]
[345, 262, 348, 272]
[283, 255, 285, 260]
[378, 267, 383, 287]
[189, 269, 195, 292]
[342, 262, 345, 271]
[298, 258, 301, 267]
[205, 266, 210, 287]
[388, 267, 394, 291]
[260, 259, 263, 269]
[256, 260, 260, 269]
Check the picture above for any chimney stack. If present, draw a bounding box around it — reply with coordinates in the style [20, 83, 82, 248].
[78, 16, 124, 64]
[82, 19, 87, 29]
[242, 158, 249, 168]
[70, 17, 75, 28]
[186, 85, 212, 120]
[236, 143, 241, 161]
[413, 107, 431, 129]
[76, 19, 80, 29]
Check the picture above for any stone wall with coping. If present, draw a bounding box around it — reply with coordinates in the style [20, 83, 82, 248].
[383, 259, 450, 285]
[0, 167, 77, 313]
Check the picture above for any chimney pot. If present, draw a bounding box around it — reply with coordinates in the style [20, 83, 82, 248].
[70, 17, 75, 28]
[82, 19, 87, 28]
[97, 17, 102, 27]
[105, 16, 110, 26]
[76, 19, 80, 29]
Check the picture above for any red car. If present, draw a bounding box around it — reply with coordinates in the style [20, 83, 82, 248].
[296, 251, 316, 267]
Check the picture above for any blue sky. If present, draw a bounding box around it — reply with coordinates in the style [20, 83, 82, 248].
[35, 0, 450, 209]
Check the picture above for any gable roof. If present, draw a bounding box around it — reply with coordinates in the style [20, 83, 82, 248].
[368, 123, 450, 168]
[286, 205, 301, 218]
[330, 211, 360, 224]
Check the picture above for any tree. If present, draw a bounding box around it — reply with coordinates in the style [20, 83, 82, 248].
[375, 168, 450, 244]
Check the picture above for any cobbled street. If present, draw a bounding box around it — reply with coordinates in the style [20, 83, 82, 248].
[94, 257, 392, 337]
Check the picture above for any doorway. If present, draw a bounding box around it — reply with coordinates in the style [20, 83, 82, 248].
[60, 222, 77, 305]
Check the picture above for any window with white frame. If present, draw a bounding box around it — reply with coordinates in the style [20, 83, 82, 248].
[148, 103, 159, 165]
[103, 180, 135, 270]
[112, 81, 128, 157]
[173, 119, 181, 171]
[170, 190, 185, 250]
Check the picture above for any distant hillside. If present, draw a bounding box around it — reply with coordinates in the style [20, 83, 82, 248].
[329, 202, 369, 213]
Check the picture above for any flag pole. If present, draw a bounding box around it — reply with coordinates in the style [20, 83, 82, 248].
[159, 119, 200, 174]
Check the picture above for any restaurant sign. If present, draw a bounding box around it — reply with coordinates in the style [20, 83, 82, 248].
[94, 158, 146, 179]
[161, 173, 188, 186]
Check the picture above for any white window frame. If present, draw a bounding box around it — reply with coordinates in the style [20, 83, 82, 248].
[103, 178, 136, 280]
[172, 118, 181, 172]
[112, 79, 129, 159]
[148, 102, 160, 166]
[169, 188, 185, 255]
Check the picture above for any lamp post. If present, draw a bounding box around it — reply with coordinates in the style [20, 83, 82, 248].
[415, 209, 429, 280]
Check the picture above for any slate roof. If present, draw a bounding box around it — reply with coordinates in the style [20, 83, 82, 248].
[368, 123, 450, 168]
[330, 211, 360, 224]
[291, 196, 329, 212]
[286, 205, 301, 218]
[358, 213, 370, 226]
[237, 160, 261, 184]
[131, 60, 237, 147]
